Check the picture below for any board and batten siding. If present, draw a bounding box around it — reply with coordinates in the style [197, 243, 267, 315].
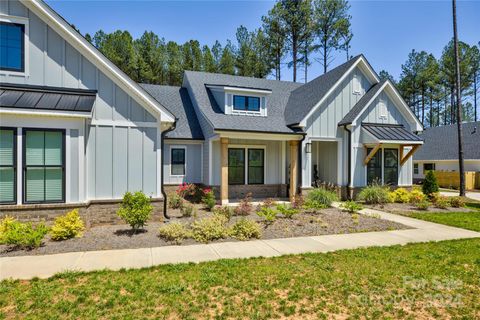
[163, 142, 203, 185]
[1, 0, 162, 201]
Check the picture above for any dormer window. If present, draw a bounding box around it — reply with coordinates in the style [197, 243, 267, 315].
[0, 22, 25, 72]
[233, 95, 260, 112]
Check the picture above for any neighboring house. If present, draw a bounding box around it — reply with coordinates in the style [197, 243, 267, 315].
[0, 0, 423, 219]
[413, 121, 480, 181]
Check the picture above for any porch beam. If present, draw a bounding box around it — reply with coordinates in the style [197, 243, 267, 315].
[400, 144, 420, 166]
[363, 143, 382, 165]
[289, 140, 299, 201]
[220, 137, 229, 204]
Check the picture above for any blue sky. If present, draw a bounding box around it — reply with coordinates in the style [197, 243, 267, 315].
[47, 0, 480, 82]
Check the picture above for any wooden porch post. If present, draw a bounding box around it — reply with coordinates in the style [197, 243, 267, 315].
[220, 138, 229, 204]
[289, 140, 299, 202]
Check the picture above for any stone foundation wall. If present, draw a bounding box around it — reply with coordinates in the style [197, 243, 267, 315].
[208, 184, 287, 200]
[0, 199, 164, 228]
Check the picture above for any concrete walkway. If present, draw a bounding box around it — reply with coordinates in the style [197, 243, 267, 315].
[1, 205, 479, 280]
[440, 191, 480, 202]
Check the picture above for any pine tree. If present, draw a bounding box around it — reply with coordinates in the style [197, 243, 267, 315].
[202, 45, 216, 73]
[219, 41, 236, 75]
[262, 4, 287, 80]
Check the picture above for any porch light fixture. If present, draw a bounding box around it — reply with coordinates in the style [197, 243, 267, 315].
[305, 142, 312, 153]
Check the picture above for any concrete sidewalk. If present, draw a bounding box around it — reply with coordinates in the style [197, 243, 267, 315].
[1, 205, 479, 280]
[440, 191, 480, 202]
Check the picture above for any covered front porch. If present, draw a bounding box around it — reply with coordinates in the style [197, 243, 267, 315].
[211, 130, 304, 204]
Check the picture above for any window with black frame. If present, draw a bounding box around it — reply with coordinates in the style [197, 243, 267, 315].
[423, 163, 435, 171]
[228, 148, 245, 185]
[23, 129, 65, 203]
[233, 95, 260, 112]
[366, 148, 382, 185]
[0, 22, 25, 72]
[171, 148, 185, 175]
[0, 128, 16, 204]
[384, 149, 398, 185]
[248, 149, 264, 184]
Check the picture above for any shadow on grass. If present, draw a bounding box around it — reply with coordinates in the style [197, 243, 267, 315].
[466, 202, 480, 210]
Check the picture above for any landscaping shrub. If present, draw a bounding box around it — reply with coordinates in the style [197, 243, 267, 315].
[0, 217, 48, 249]
[168, 192, 184, 209]
[276, 204, 299, 218]
[415, 200, 430, 211]
[389, 188, 410, 203]
[180, 203, 196, 217]
[306, 188, 338, 207]
[117, 191, 153, 231]
[213, 206, 233, 221]
[434, 196, 450, 209]
[303, 200, 327, 211]
[190, 215, 228, 243]
[291, 194, 305, 209]
[158, 222, 190, 244]
[234, 193, 253, 216]
[422, 170, 439, 197]
[176, 183, 196, 198]
[351, 213, 360, 225]
[341, 200, 363, 213]
[449, 196, 465, 208]
[229, 219, 262, 240]
[50, 209, 85, 241]
[409, 189, 426, 204]
[201, 188, 216, 211]
[357, 183, 390, 204]
[256, 206, 278, 224]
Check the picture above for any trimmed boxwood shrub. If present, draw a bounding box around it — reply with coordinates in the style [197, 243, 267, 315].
[117, 191, 153, 231]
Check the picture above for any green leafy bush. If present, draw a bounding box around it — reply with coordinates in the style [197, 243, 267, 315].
[306, 188, 338, 207]
[357, 183, 390, 204]
[415, 200, 430, 211]
[434, 195, 450, 209]
[389, 188, 410, 203]
[409, 189, 426, 204]
[0, 217, 48, 249]
[190, 215, 228, 243]
[341, 200, 363, 213]
[276, 204, 299, 218]
[213, 206, 233, 221]
[117, 191, 153, 230]
[158, 222, 191, 244]
[180, 203, 196, 217]
[168, 192, 184, 209]
[256, 206, 278, 224]
[351, 213, 360, 225]
[201, 188, 216, 211]
[422, 170, 439, 196]
[50, 209, 85, 241]
[449, 196, 465, 208]
[303, 199, 327, 211]
[229, 219, 262, 240]
[234, 193, 253, 216]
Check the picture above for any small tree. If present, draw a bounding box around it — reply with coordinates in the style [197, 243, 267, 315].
[422, 170, 439, 196]
[117, 191, 153, 231]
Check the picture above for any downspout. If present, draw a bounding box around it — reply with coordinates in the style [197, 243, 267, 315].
[297, 134, 307, 196]
[161, 119, 177, 220]
[343, 125, 352, 200]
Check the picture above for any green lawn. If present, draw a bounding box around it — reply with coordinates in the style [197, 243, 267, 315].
[407, 202, 480, 232]
[1, 239, 480, 319]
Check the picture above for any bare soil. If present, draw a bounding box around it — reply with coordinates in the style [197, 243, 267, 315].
[0, 205, 409, 257]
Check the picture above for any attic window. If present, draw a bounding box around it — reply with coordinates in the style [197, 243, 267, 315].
[353, 75, 361, 94]
[233, 95, 260, 112]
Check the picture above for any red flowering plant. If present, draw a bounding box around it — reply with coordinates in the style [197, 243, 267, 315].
[176, 183, 196, 198]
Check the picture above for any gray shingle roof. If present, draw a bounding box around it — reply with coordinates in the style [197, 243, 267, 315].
[140, 84, 204, 140]
[184, 71, 303, 134]
[414, 122, 480, 160]
[362, 123, 422, 141]
[338, 80, 386, 126]
[0, 83, 96, 113]
[284, 55, 363, 125]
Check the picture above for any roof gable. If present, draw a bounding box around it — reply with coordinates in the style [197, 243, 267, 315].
[22, 0, 175, 123]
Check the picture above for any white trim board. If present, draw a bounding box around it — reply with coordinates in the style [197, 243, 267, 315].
[0, 108, 92, 119]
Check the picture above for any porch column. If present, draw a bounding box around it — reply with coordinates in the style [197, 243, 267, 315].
[220, 137, 229, 204]
[289, 140, 299, 201]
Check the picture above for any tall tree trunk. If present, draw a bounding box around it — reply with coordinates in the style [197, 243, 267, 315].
[450, 87, 455, 124]
[421, 88, 425, 127]
[292, 34, 297, 82]
[444, 86, 448, 125]
[429, 93, 433, 127]
[475, 71, 478, 121]
[323, 39, 327, 74]
[437, 100, 440, 127]
[452, 0, 465, 196]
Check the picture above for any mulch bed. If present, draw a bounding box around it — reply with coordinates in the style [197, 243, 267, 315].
[0, 205, 409, 257]
[365, 202, 473, 215]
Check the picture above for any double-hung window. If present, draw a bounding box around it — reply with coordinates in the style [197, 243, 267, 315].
[0, 128, 16, 204]
[23, 129, 65, 203]
[0, 22, 25, 72]
[233, 95, 260, 112]
[228, 148, 245, 185]
[171, 148, 186, 176]
[423, 163, 435, 172]
[248, 149, 264, 184]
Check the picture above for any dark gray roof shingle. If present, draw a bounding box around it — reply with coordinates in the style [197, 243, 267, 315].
[362, 123, 422, 142]
[338, 80, 386, 126]
[284, 55, 363, 125]
[140, 84, 204, 140]
[184, 71, 303, 134]
[414, 122, 480, 160]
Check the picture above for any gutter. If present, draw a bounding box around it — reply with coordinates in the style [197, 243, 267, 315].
[161, 119, 178, 219]
[343, 125, 352, 200]
[296, 134, 307, 198]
